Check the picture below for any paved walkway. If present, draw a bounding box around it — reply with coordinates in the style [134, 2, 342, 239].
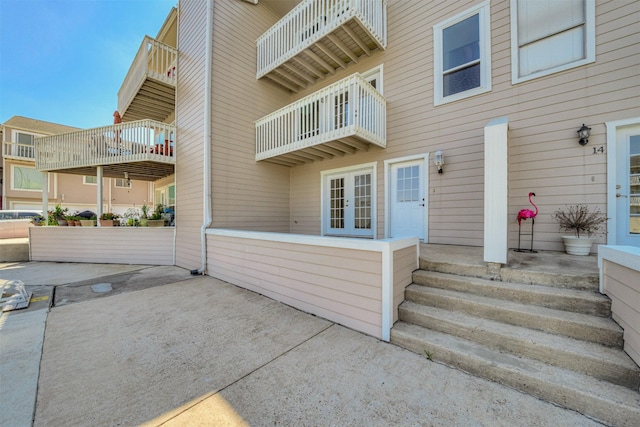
[1, 261, 604, 426]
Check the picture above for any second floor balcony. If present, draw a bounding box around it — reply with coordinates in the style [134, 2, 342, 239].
[257, 0, 387, 92]
[35, 120, 175, 181]
[118, 36, 177, 123]
[3, 141, 35, 161]
[256, 73, 386, 165]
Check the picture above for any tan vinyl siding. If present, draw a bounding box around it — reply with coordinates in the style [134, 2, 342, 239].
[393, 245, 418, 323]
[209, 1, 290, 232]
[29, 227, 174, 265]
[175, 0, 207, 269]
[603, 259, 640, 366]
[207, 233, 384, 338]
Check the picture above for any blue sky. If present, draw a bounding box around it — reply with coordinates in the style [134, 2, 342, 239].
[0, 0, 177, 129]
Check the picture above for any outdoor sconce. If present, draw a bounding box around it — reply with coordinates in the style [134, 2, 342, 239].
[577, 124, 591, 146]
[434, 150, 445, 174]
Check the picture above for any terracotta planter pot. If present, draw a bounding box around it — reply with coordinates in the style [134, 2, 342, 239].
[561, 236, 596, 256]
[99, 219, 114, 227]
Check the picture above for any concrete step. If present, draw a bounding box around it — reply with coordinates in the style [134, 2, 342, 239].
[404, 285, 623, 347]
[391, 322, 640, 427]
[412, 270, 611, 317]
[419, 257, 599, 290]
[399, 301, 640, 389]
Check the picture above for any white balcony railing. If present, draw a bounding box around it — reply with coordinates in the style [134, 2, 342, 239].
[3, 141, 35, 160]
[117, 36, 177, 116]
[256, 73, 386, 163]
[257, 0, 387, 81]
[35, 120, 175, 172]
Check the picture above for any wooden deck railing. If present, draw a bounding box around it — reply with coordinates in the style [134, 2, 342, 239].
[117, 36, 177, 115]
[257, 0, 387, 79]
[256, 73, 386, 161]
[35, 120, 175, 171]
[3, 141, 35, 160]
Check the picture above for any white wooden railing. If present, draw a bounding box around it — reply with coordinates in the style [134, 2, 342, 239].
[3, 141, 35, 160]
[256, 73, 386, 161]
[257, 0, 387, 79]
[35, 120, 175, 171]
[118, 36, 177, 114]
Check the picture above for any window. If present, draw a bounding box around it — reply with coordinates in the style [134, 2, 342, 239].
[511, 0, 595, 83]
[434, 1, 491, 105]
[84, 175, 98, 185]
[114, 178, 131, 188]
[11, 131, 39, 157]
[12, 165, 43, 191]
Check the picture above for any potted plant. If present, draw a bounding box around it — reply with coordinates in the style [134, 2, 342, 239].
[140, 203, 149, 227]
[122, 208, 140, 227]
[53, 204, 68, 226]
[147, 204, 166, 227]
[80, 215, 98, 227]
[99, 212, 119, 226]
[552, 204, 608, 255]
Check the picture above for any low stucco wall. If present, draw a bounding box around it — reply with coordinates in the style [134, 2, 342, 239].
[29, 226, 175, 265]
[599, 246, 640, 366]
[206, 229, 418, 341]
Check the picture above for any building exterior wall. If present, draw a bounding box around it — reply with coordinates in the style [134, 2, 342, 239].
[241, 0, 639, 252]
[599, 246, 640, 366]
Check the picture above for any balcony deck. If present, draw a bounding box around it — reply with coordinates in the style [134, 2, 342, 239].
[35, 120, 175, 181]
[256, 73, 385, 166]
[257, 0, 387, 92]
[118, 36, 176, 123]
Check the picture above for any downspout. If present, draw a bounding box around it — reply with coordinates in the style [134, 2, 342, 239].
[192, 0, 214, 275]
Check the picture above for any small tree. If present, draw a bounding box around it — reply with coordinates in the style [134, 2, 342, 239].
[552, 204, 608, 238]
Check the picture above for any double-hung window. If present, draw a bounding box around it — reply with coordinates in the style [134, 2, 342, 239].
[434, 1, 491, 105]
[511, 0, 595, 83]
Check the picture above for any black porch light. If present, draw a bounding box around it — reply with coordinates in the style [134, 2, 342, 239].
[577, 124, 591, 146]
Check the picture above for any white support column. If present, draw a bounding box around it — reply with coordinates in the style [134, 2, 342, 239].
[484, 117, 509, 264]
[41, 172, 49, 226]
[96, 166, 103, 226]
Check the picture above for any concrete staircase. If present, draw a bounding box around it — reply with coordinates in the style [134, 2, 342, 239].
[391, 256, 640, 426]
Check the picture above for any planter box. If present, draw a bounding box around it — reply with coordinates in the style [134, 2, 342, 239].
[147, 219, 165, 227]
[79, 220, 97, 227]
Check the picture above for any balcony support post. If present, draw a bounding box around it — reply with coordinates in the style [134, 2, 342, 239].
[96, 166, 104, 226]
[41, 172, 49, 227]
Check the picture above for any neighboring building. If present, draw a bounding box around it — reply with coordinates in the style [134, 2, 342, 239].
[174, 0, 639, 269]
[1, 116, 152, 215]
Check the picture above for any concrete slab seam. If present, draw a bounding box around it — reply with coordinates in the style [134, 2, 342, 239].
[155, 323, 335, 425]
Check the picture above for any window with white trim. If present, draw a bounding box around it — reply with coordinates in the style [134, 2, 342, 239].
[434, 1, 491, 105]
[511, 0, 595, 83]
[11, 130, 41, 158]
[11, 165, 43, 191]
[114, 178, 131, 188]
[83, 175, 97, 185]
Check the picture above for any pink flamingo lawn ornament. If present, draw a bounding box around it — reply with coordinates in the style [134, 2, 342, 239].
[516, 192, 538, 252]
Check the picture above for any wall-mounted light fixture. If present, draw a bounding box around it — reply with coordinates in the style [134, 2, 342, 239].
[124, 172, 131, 187]
[577, 124, 591, 146]
[434, 150, 445, 174]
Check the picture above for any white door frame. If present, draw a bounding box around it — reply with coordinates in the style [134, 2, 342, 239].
[321, 162, 377, 238]
[384, 154, 429, 240]
[606, 117, 640, 245]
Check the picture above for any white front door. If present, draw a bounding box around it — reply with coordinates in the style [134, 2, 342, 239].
[324, 168, 373, 237]
[615, 124, 640, 247]
[390, 160, 425, 239]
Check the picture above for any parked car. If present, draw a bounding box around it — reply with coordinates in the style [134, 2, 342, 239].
[0, 210, 42, 220]
[0, 210, 43, 239]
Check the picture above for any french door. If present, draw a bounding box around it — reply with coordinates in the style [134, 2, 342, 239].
[324, 167, 374, 237]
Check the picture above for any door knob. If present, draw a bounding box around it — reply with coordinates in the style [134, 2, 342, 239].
[616, 193, 628, 198]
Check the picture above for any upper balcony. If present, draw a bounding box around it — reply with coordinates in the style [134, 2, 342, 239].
[117, 36, 177, 123]
[257, 0, 387, 92]
[35, 120, 175, 181]
[3, 141, 34, 161]
[256, 73, 386, 166]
